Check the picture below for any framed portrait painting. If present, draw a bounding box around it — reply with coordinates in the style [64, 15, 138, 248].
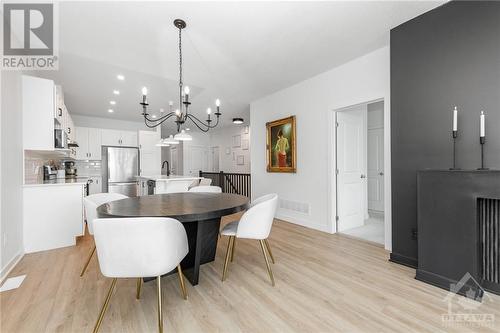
[266, 115, 296, 173]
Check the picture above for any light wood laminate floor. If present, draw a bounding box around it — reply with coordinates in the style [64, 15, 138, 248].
[1, 216, 499, 332]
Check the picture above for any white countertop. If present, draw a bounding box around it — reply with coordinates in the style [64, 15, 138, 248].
[137, 175, 202, 182]
[23, 177, 89, 187]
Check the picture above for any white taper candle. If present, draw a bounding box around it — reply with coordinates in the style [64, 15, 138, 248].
[453, 106, 457, 131]
[480, 111, 485, 137]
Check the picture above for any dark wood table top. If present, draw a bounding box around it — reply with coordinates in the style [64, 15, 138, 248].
[97, 192, 250, 222]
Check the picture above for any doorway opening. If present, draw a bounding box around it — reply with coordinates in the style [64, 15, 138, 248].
[335, 100, 384, 245]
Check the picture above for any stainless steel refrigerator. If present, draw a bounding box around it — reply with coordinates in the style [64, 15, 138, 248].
[102, 146, 139, 197]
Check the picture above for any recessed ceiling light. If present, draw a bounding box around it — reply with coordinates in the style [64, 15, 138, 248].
[117, 74, 125, 80]
[151, 115, 157, 119]
[110, 101, 116, 105]
[186, 128, 190, 131]
[113, 90, 120, 95]
[108, 109, 114, 113]
[232, 117, 244, 124]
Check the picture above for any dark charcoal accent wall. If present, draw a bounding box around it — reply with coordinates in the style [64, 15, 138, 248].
[390, 1, 500, 266]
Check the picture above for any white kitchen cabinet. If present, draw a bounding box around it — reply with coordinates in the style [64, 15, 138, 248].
[88, 176, 102, 194]
[101, 129, 121, 146]
[22, 75, 55, 150]
[87, 128, 102, 159]
[23, 184, 85, 253]
[75, 127, 102, 160]
[138, 130, 161, 176]
[101, 129, 138, 147]
[54, 85, 64, 124]
[121, 131, 138, 146]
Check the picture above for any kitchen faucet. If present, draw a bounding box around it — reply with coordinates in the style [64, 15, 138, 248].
[162, 160, 170, 176]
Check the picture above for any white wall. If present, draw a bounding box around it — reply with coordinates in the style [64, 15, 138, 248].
[210, 125, 251, 173]
[368, 100, 384, 129]
[71, 114, 154, 131]
[250, 47, 392, 250]
[1, 71, 25, 280]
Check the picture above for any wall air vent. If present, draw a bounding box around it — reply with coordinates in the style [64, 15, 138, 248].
[279, 199, 310, 215]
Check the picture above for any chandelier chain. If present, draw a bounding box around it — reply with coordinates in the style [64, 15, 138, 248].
[178, 26, 183, 114]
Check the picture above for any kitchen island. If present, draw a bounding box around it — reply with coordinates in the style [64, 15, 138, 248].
[137, 175, 203, 195]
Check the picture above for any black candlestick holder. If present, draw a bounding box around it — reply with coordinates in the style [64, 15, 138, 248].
[478, 136, 489, 170]
[449, 130, 460, 170]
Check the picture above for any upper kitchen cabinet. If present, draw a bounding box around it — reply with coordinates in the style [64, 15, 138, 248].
[54, 85, 64, 124]
[22, 75, 55, 150]
[75, 127, 102, 160]
[101, 129, 137, 147]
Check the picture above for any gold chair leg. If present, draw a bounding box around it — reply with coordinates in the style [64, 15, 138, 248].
[264, 239, 275, 264]
[259, 240, 275, 286]
[230, 237, 236, 262]
[157, 276, 163, 333]
[80, 245, 96, 277]
[136, 278, 142, 299]
[93, 278, 117, 333]
[177, 265, 188, 300]
[222, 236, 234, 281]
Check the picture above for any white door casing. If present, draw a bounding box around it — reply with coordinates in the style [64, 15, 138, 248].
[170, 147, 178, 175]
[367, 127, 384, 212]
[209, 146, 220, 172]
[336, 106, 367, 232]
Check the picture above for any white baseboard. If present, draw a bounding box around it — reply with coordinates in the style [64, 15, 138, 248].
[276, 212, 331, 233]
[0, 252, 24, 285]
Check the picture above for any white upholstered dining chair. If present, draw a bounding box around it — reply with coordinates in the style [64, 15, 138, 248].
[81, 193, 128, 276]
[92, 217, 188, 333]
[220, 193, 278, 285]
[199, 178, 212, 186]
[189, 185, 222, 193]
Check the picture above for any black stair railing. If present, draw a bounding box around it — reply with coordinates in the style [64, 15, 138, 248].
[199, 171, 251, 198]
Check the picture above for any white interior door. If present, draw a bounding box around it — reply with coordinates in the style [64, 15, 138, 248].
[367, 127, 384, 212]
[337, 107, 367, 232]
[188, 146, 208, 176]
[138, 130, 160, 176]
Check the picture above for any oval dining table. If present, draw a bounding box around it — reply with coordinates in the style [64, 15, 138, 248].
[97, 192, 249, 285]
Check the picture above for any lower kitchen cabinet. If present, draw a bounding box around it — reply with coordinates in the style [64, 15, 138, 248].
[23, 184, 85, 253]
[88, 176, 102, 194]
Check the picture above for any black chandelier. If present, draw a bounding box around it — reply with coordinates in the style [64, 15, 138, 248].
[139, 19, 221, 133]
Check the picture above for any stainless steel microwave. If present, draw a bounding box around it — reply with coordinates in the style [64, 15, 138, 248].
[54, 129, 68, 149]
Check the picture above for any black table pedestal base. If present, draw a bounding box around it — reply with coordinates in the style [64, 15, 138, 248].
[181, 217, 221, 285]
[144, 218, 222, 286]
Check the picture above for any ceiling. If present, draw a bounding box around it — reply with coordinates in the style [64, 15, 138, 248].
[35, 1, 444, 134]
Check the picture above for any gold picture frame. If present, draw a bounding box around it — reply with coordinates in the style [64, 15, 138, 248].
[266, 116, 296, 173]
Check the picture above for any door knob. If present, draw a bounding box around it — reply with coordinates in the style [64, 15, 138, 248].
[379, 172, 384, 176]
[360, 174, 366, 179]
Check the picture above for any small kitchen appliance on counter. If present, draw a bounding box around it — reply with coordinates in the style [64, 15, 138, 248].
[43, 165, 57, 180]
[64, 161, 78, 178]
